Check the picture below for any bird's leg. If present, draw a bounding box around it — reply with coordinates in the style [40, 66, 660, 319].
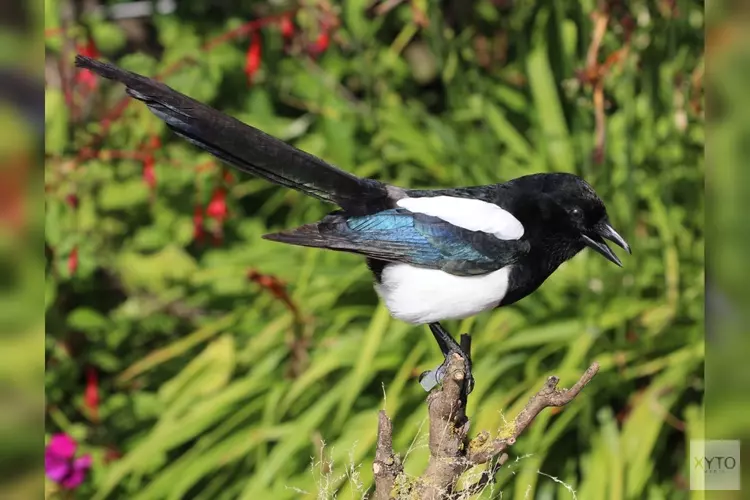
[418, 322, 475, 394]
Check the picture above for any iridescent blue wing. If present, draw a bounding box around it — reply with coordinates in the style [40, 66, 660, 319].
[264, 209, 529, 276]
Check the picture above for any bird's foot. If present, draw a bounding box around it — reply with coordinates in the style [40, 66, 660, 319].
[418, 323, 474, 394]
[418, 349, 474, 394]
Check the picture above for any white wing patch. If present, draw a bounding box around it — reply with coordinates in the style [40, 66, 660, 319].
[396, 196, 524, 240]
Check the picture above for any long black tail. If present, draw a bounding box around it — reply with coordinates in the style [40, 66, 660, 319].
[74, 55, 389, 214]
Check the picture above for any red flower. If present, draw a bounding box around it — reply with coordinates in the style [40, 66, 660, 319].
[75, 38, 100, 91]
[307, 31, 330, 58]
[78, 37, 99, 58]
[65, 194, 79, 208]
[245, 31, 262, 85]
[147, 135, 161, 150]
[68, 247, 79, 275]
[193, 205, 205, 242]
[280, 15, 295, 39]
[142, 155, 156, 189]
[206, 187, 228, 246]
[84, 367, 99, 423]
[206, 188, 228, 223]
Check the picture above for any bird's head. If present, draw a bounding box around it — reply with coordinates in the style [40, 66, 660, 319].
[545, 173, 630, 266]
[512, 173, 631, 266]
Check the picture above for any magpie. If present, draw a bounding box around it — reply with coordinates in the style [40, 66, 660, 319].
[74, 55, 631, 392]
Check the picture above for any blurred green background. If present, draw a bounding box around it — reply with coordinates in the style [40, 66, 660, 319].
[1, 0, 45, 499]
[43, 0, 711, 498]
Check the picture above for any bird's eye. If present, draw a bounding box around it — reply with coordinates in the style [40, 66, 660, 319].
[570, 207, 583, 219]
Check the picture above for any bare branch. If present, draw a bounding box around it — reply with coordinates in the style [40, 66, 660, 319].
[369, 335, 600, 499]
[373, 410, 402, 500]
[466, 362, 600, 466]
[512, 362, 601, 433]
[416, 353, 472, 499]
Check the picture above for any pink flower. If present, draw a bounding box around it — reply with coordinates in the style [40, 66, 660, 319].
[45, 434, 92, 489]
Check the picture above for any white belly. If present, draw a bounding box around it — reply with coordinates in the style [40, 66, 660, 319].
[374, 263, 512, 324]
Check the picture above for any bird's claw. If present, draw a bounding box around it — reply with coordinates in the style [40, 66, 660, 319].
[418, 351, 475, 393]
[419, 323, 475, 394]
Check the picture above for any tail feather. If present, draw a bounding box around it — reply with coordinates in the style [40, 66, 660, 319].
[263, 223, 374, 254]
[262, 224, 333, 249]
[74, 55, 390, 214]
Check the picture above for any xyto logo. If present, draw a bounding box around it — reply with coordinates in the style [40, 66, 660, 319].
[690, 440, 740, 490]
[693, 455, 738, 473]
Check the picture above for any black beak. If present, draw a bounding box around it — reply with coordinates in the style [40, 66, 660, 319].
[582, 222, 631, 267]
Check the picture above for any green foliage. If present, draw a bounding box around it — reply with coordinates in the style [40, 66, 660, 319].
[46, 0, 704, 498]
